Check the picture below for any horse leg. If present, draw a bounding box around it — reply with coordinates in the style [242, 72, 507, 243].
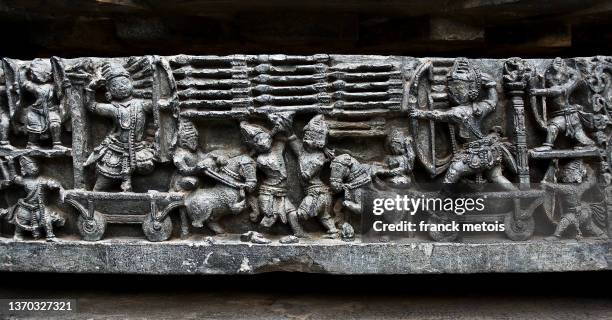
[179, 208, 190, 238]
[14, 226, 24, 240]
[206, 219, 226, 235]
[230, 189, 247, 214]
[191, 199, 211, 228]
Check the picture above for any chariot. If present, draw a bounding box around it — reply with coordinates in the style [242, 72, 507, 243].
[63, 190, 183, 242]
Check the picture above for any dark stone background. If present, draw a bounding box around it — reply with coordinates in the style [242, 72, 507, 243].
[0, 1, 611, 318]
[0, 0, 610, 58]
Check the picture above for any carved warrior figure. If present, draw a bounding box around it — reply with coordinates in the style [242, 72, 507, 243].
[240, 113, 306, 237]
[542, 160, 606, 240]
[330, 153, 372, 216]
[84, 62, 174, 192]
[0, 67, 10, 147]
[411, 58, 516, 188]
[531, 57, 595, 151]
[375, 129, 415, 189]
[175, 119, 257, 236]
[287, 115, 338, 238]
[170, 119, 207, 193]
[19, 59, 66, 149]
[7, 156, 65, 241]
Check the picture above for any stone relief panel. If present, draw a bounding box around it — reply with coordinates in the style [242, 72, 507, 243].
[0, 54, 610, 245]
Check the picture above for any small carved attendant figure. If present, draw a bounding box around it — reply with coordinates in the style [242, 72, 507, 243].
[288, 115, 338, 238]
[542, 160, 606, 240]
[171, 119, 206, 237]
[84, 62, 174, 192]
[240, 113, 304, 237]
[170, 119, 207, 193]
[20, 59, 64, 149]
[531, 58, 595, 151]
[0, 67, 11, 148]
[410, 58, 516, 189]
[8, 156, 65, 241]
[376, 129, 415, 189]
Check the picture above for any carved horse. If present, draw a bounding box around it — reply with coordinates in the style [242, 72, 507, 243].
[182, 154, 257, 235]
[329, 153, 374, 216]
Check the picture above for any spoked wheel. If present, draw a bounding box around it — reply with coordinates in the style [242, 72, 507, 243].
[427, 213, 459, 242]
[504, 213, 535, 241]
[77, 211, 106, 241]
[142, 213, 173, 242]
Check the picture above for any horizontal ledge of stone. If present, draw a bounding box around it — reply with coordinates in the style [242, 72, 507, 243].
[0, 238, 609, 274]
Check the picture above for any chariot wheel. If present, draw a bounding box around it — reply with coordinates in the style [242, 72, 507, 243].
[77, 211, 107, 241]
[504, 213, 535, 241]
[142, 213, 173, 242]
[427, 213, 459, 242]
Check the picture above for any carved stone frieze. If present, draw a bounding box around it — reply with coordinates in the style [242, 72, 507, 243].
[0, 54, 610, 273]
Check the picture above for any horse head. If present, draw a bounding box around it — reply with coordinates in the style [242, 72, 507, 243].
[222, 154, 257, 192]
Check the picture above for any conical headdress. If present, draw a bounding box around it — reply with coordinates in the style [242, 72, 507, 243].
[240, 122, 268, 146]
[448, 58, 481, 85]
[101, 62, 130, 82]
[303, 115, 328, 148]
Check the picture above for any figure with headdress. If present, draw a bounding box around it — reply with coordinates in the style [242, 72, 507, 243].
[542, 160, 606, 240]
[17, 59, 65, 149]
[240, 113, 305, 237]
[375, 129, 415, 189]
[531, 58, 596, 151]
[0, 67, 11, 148]
[170, 119, 208, 192]
[6, 156, 65, 241]
[410, 58, 516, 189]
[84, 62, 175, 192]
[170, 118, 236, 236]
[287, 115, 338, 238]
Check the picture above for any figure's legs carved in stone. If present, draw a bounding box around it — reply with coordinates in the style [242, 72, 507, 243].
[443, 160, 477, 184]
[93, 175, 117, 192]
[534, 117, 563, 151]
[486, 166, 517, 191]
[288, 210, 307, 238]
[553, 212, 581, 239]
[42, 213, 56, 241]
[573, 126, 595, 149]
[27, 132, 40, 149]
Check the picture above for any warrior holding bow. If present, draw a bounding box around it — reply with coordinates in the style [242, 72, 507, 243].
[531, 58, 596, 151]
[410, 58, 516, 189]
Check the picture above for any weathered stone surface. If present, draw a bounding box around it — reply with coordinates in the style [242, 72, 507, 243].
[0, 238, 609, 274]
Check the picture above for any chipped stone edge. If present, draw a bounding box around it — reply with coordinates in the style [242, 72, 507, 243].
[0, 238, 609, 274]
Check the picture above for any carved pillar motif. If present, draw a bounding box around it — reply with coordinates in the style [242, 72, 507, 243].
[503, 58, 533, 189]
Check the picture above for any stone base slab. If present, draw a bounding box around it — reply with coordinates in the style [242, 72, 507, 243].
[0, 238, 610, 274]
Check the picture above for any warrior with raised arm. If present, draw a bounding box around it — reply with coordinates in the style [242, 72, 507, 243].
[287, 115, 338, 238]
[84, 62, 174, 192]
[410, 58, 516, 188]
[7, 156, 65, 241]
[240, 112, 305, 237]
